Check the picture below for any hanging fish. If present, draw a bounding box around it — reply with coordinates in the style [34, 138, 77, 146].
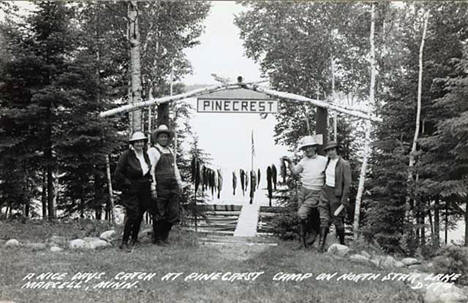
[211, 170, 215, 196]
[232, 171, 237, 196]
[240, 169, 245, 196]
[245, 170, 249, 189]
[191, 157, 196, 183]
[267, 166, 273, 206]
[249, 170, 256, 204]
[202, 166, 208, 192]
[280, 159, 287, 184]
[195, 160, 201, 193]
[257, 168, 261, 189]
[272, 164, 277, 190]
[217, 169, 223, 199]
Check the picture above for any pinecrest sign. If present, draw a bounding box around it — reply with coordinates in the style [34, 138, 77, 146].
[196, 87, 278, 114]
[197, 99, 278, 113]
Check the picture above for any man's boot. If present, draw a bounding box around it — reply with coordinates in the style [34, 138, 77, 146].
[318, 227, 328, 253]
[161, 221, 172, 245]
[306, 229, 318, 247]
[294, 220, 308, 249]
[336, 226, 346, 245]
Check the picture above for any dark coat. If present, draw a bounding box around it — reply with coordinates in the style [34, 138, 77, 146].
[114, 149, 152, 191]
[326, 156, 352, 204]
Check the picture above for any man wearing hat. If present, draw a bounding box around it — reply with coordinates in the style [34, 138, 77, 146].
[114, 131, 153, 250]
[148, 124, 183, 245]
[283, 135, 328, 249]
[320, 141, 352, 248]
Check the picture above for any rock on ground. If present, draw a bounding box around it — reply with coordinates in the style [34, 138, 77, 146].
[394, 261, 405, 268]
[100, 230, 116, 242]
[349, 254, 371, 265]
[402, 257, 420, 266]
[50, 246, 63, 252]
[327, 243, 350, 257]
[4, 239, 20, 247]
[69, 239, 87, 250]
[360, 250, 371, 259]
[138, 228, 153, 239]
[86, 238, 111, 250]
[424, 282, 467, 303]
[381, 256, 398, 268]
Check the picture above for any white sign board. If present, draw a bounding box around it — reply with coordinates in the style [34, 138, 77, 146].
[197, 99, 278, 113]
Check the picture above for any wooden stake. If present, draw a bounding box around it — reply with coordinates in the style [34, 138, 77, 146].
[106, 155, 115, 224]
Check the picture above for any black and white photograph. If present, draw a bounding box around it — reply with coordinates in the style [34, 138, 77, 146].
[0, 1, 467, 302]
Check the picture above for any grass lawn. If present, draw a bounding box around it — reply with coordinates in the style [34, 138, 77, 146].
[0, 220, 421, 303]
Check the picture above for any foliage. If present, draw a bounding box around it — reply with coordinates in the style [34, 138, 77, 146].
[432, 245, 468, 285]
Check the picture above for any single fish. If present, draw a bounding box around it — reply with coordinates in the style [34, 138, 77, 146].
[280, 159, 287, 184]
[257, 168, 261, 189]
[232, 171, 237, 195]
[217, 169, 223, 199]
[272, 164, 277, 190]
[267, 166, 273, 206]
[249, 170, 256, 204]
[240, 169, 245, 196]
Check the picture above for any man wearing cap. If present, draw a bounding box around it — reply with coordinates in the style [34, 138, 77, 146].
[320, 141, 352, 247]
[148, 124, 183, 245]
[114, 131, 153, 250]
[283, 135, 328, 249]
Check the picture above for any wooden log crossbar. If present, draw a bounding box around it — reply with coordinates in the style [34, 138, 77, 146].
[99, 82, 382, 122]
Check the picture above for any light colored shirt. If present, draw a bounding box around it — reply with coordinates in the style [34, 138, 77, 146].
[325, 158, 338, 187]
[130, 146, 149, 176]
[147, 144, 182, 190]
[294, 155, 327, 191]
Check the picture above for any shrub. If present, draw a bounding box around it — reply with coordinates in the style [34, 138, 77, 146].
[432, 245, 468, 285]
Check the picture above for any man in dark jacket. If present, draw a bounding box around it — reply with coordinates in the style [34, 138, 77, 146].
[318, 141, 352, 251]
[114, 132, 152, 250]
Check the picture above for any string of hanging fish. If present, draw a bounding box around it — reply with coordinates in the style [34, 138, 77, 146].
[191, 157, 223, 199]
[231, 163, 290, 205]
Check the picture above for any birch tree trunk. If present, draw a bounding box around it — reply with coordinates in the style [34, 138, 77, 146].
[353, 3, 375, 239]
[42, 170, 47, 219]
[405, 11, 430, 221]
[128, 1, 142, 133]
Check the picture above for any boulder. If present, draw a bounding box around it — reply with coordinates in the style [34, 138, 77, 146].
[24, 243, 47, 250]
[349, 254, 371, 265]
[360, 250, 371, 259]
[402, 257, 420, 266]
[50, 246, 63, 252]
[69, 239, 87, 250]
[4, 239, 20, 247]
[424, 282, 467, 303]
[99, 230, 116, 242]
[327, 243, 350, 257]
[83, 237, 101, 242]
[138, 228, 153, 239]
[381, 256, 398, 269]
[409, 264, 424, 271]
[86, 239, 111, 250]
[395, 261, 405, 268]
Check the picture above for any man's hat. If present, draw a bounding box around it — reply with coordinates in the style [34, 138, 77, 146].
[153, 124, 174, 139]
[129, 131, 147, 142]
[324, 141, 338, 151]
[298, 136, 320, 150]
